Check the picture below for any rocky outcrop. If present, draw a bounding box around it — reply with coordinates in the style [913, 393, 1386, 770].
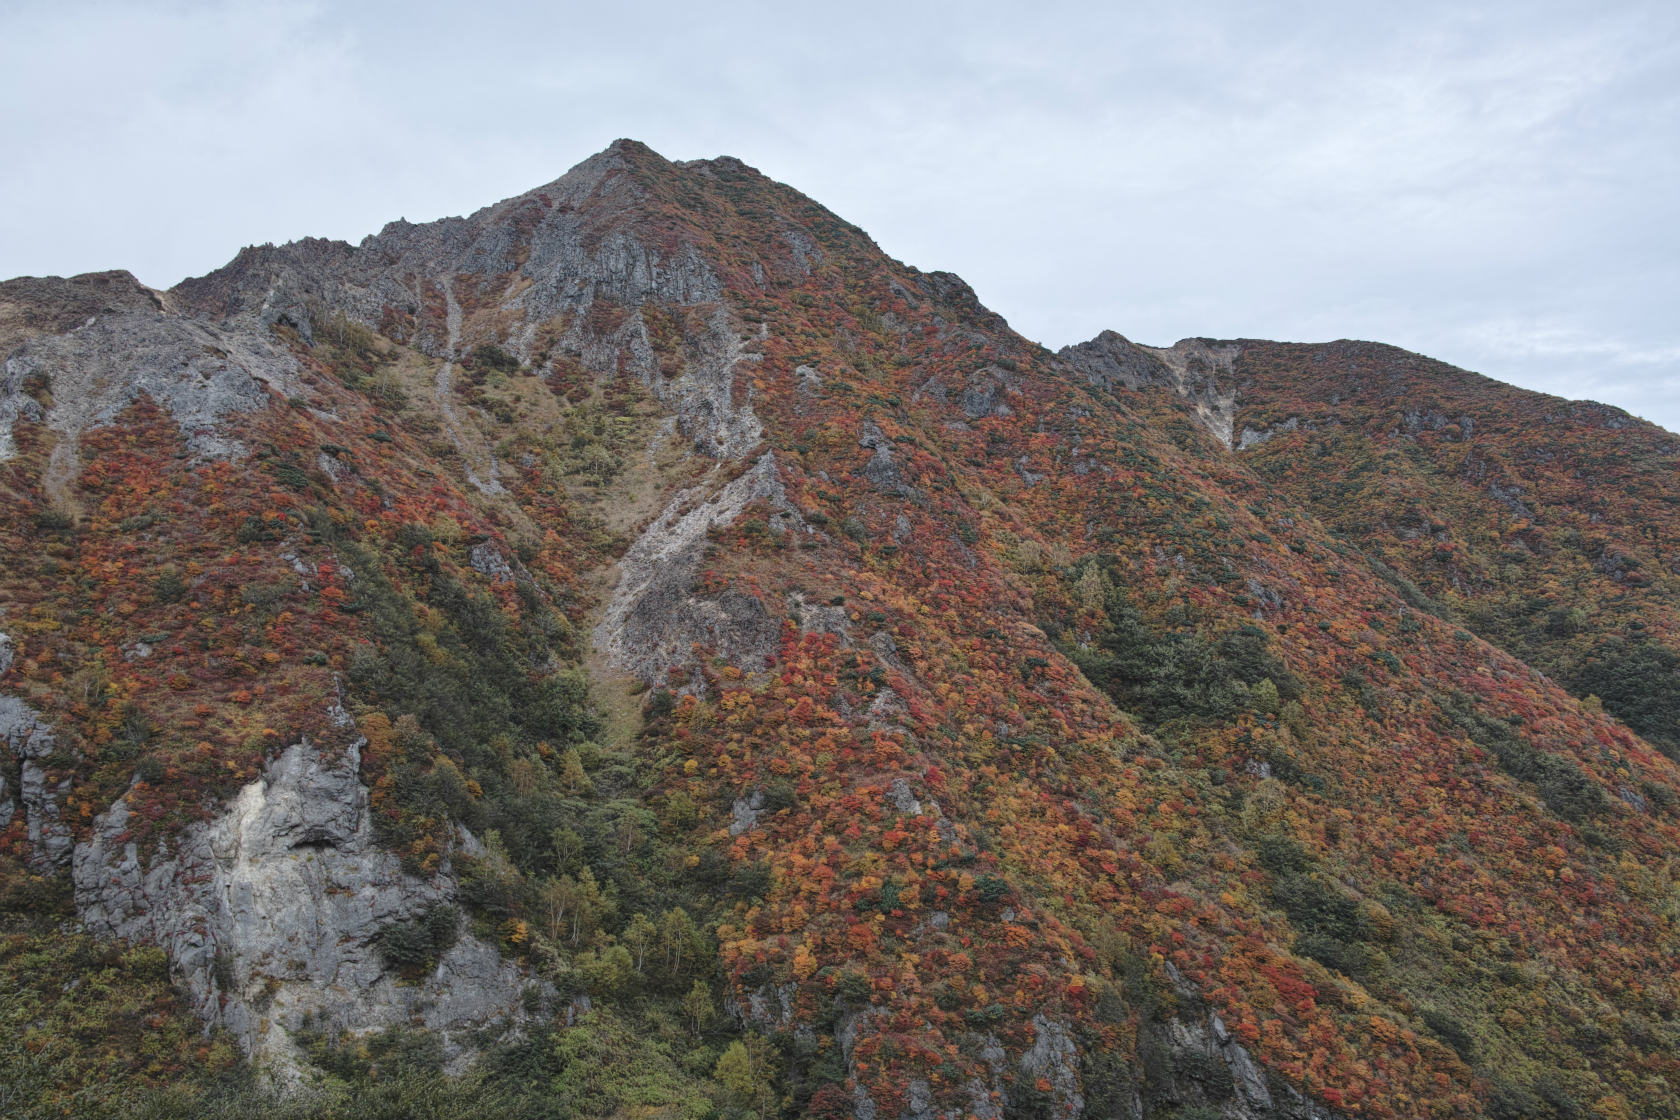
[0, 269, 165, 353]
[0, 303, 296, 482]
[588, 302, 764, 460]
[1112, 966, 1345, 1120]
[73, 735, 546, 1085]
[172, 142, 724, 362]
[1239, 416, 1301, 450]
[1059, 332, 1241, 448]
[595, 452, 806, 687]
[0, 695, 71, 867]
[1058, 330, 1174, 393]
[1140, 339, 1241, 448]
[859, 420, 909, 495]
[1020, 1014, 1083, 1119]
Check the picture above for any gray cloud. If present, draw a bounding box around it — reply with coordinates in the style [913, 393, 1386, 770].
[4, 0, 1677, 427]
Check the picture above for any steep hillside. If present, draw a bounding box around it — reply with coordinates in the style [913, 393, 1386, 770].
[3, 140, 1679, 1120]
[1226, 340, 1680, 761]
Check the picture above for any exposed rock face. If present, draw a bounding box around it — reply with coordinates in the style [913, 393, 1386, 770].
[595, 452, 803, 686]
[1019, 1014, 1083, 1119]
[0, 301, 295, 480]
[730, 789, 766, 836]
[0, 269, 165, 353]
[1138, 339, 1241, 449]
[172, 143, 723, 358]
[620, 304, 764, 460]
[73, 736, 545, 1083]
[1118, 968, 1344, 1120]
[859, 419, 909, 495]
[884, 777, 922, 816]
[1058, 330, 1173, 393]
[1238, 416, 1301, 450]
[1059, 332, 1241, 447]
[0, 695, 71, 867]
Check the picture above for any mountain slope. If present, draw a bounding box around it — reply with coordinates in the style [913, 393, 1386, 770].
[2, 140, 1679, 1120]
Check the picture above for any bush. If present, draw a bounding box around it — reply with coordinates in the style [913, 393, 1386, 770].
[1420, 1007, 1476, 1061]
[1442, 693, 1606, 821]
[470, 343, 521, 375]
[1572, 638, 1680, 759]
[1068, 587, 1298, 727]
[377, 905, 460, 973]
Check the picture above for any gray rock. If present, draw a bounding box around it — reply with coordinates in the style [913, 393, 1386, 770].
[795, 363, 823, 410]
[741, 980, 797, 1030]
[1245, 578, 1285, 613]
[867, 689, 912, 734]
[960, 367, 1016, 419]
[902, 1078, 935, 1120]
[1239, 416, 1300, 450]
[0, 695, 71, 868]
[595, 453, 798, 686]
[469, 542, 516, 581]
[788, 592, 850, 639]
[73, 734, 545, 1086]
[1132, 971, 1347, 1120]
[0, 630, 12, 675]
[885, 778, 922, 817]
[1019, 1014, 1083, 1119]
[1, 309, 294, 476]
[859, 420, 909, 495]
[964, 1078, 1004, 1120]
[869, 630, 907, 673]
[1059, 333, 1241, 448]
[0, 365, 41, 460]
[730, 789, 765, 836]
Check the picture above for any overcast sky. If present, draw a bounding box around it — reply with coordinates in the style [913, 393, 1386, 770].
[4, 0, 1678, 428]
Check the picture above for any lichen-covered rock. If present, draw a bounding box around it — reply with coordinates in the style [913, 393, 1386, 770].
[73, 735, 546, 1085]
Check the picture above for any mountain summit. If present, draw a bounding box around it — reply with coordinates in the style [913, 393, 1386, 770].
[3, 141, 1679, 1120]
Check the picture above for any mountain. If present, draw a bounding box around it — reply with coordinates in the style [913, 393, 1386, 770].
[3, 139, 1678, 1120]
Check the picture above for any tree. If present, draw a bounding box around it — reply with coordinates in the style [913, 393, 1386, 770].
[624, 913, 658, 974]
[559, 747, 594, 795]
[660, 907, 701, 979]
[684, 979, 713, 1036]
[715, 1035, 778, 1119]
[536, 866, 610, 945]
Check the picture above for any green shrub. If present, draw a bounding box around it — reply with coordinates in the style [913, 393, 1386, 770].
[376, 905, 460, 973]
